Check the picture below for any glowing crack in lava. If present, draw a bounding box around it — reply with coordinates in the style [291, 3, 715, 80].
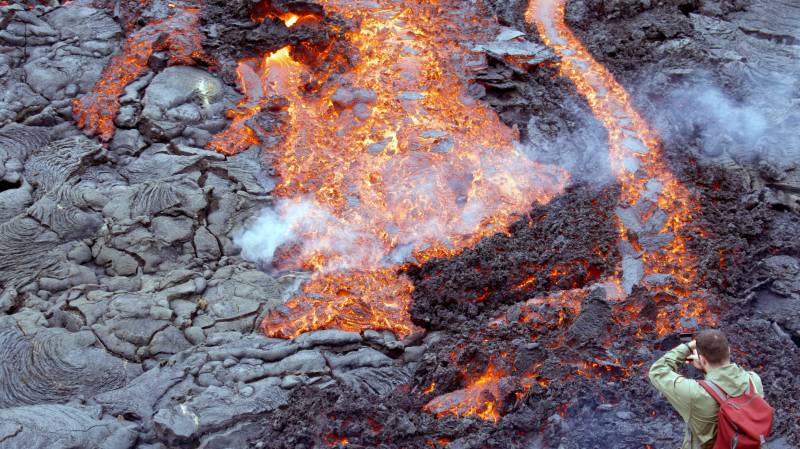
[424, 362, 509, 423]
[217, 0, 569, 338]
[526, 0, 714, 335]
[72, 8, 206, 142]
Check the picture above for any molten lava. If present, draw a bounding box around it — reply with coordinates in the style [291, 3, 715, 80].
[424, 355, 549, 423]
[424, 362, 510, 423]
[72, 7, 207, 141]
[213, 0, 568, 338]
[526, 0, 712, 335]
[207, 46, 301, 155]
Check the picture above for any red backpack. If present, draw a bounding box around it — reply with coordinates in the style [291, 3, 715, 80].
[698, 378, 774, 449]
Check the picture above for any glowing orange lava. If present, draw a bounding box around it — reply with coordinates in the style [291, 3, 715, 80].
[212, 0, 568, 338]
[207, 46, 300, 155]
[499, 279, 623, 327]
[424, 359, 545, 422]
[424, 362, 505, 422]
[325, 433, 349, 446]
[526, 0, 713, 335]
[72, 8, 206, 141]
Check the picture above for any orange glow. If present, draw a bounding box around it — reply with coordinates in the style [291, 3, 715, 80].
[72, 8, 206, 141]
[249, 1, 321, 26]
[211, 0, 568, 338]
[207, 46, 300, 155]
[526, 0, 714, 334]
[282, 13, 299, 27]
[514, 275, 537, 289]
[325, 433, 349, 446]
[573, 358, 637, 380]
[367, 417, 383, 433]
[424, 361, 544, 422]
[423, 362, 507, 422]
[263, 267, 417, 339]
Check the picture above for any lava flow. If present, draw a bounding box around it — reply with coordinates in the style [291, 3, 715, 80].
[526, 0, 713, 334]
[215, 0, 568, 338]
[72, 7, 207, 141]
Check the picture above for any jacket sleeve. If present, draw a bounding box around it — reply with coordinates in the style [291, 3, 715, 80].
[648, 343, 698, 422]
[750, 371, 764, 396]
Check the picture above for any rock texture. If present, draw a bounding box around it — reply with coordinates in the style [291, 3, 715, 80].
[0, 321, 139, 408]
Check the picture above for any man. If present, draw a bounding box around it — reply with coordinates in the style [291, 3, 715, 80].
[648, 329, 764, 449]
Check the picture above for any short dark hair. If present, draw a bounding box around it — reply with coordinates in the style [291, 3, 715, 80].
[696, 329, 730, 365]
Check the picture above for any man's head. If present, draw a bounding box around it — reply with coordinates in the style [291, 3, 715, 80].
[691, 329, 731, 372]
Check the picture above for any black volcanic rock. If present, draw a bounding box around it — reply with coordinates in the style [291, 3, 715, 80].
[567, 287, 613, 348]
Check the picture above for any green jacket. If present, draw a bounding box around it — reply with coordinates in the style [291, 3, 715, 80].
[648, 343, 764, 449]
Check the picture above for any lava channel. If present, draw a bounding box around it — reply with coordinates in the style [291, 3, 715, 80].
[421, 0, 719, 423]
[526, 0, 715, 335]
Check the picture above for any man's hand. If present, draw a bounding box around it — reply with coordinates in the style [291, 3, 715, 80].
[686, 340, 702, 370]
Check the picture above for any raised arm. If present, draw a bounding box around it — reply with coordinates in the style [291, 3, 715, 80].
[648, 342, 698, 422]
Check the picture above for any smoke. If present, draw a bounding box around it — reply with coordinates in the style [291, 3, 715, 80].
[684, 86, 768, 157]
[235, 144, 567, 273]
[524, 107, 614, 186]
[235, 198, 387, 272]
[655, 73, 800, 172]
[236, 199, 306, 266]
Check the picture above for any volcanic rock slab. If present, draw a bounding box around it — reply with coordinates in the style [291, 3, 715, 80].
[0, 404, 138, 449]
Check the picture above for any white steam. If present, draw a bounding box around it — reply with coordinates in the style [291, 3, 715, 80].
[236, 198, 387, 272]
[235, 144, 567, 273]
[656, 74, 800, 170]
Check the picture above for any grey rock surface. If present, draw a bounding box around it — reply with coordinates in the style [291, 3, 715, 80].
[0, 404, 137, 449]
[0, 321, 139, 408]
[139, 66, 231, 146]
[154, 380, 288, 443]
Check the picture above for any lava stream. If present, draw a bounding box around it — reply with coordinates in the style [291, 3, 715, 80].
[526, 0, 712, 334]
[215, 0, 569, 339]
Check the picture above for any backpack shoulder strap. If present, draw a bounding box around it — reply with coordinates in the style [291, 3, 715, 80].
[698, 379, 728, 403]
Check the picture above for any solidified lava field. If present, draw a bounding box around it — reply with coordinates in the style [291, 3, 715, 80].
[0, 0, 798, 448]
